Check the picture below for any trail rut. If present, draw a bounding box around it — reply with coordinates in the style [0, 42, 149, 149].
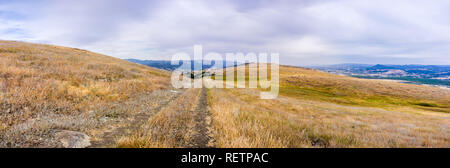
[89, 90, 183, 148]
[188, 87, 215, 148]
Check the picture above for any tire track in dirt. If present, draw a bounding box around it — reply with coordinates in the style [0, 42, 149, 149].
[89, 89, 184, 148]
[188, 87, 215, 148]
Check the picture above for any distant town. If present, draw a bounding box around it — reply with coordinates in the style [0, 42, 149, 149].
[310, 64, 450, 87]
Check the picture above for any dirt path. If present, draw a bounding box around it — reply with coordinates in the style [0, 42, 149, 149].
[89, 89, 183, 148]
[187, 87, 215, 148]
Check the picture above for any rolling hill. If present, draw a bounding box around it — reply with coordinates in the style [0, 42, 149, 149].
[203, 65, 450, 147]
[0, 41, 171, 147]
[1, 41, 449, 148]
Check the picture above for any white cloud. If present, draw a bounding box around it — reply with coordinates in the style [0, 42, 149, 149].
[1, 0, 450, 65]
[272, 36, 338, 55]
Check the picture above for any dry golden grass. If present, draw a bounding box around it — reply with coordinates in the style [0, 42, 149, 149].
[0, 41, 170, 147]
[116, 88, 203, 148]
[207, 65, 450, 148]
[2, 40, 448, 148]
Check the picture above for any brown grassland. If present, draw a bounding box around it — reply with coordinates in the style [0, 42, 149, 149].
[116, 88, 215, 148]
[207, 65, 450, 147]
[0, 41, 170, 147]
[1, 41, 449, 148]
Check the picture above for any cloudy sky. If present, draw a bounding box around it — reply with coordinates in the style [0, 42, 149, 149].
[1, 0, 450, 65]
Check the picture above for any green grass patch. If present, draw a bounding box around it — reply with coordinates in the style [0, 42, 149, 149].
[353, 75, 450, 87]
[278, 82, 448, 111]
[280, 84, 338, 98]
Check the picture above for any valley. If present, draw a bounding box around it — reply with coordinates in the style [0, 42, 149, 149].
[311, 64, 450, 88]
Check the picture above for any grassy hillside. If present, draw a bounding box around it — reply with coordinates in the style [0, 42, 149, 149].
[1, 41, 448, 148]
[207, 64, 450, 147]
[279, 66, 450, 111]
[0, 41, 170, 147]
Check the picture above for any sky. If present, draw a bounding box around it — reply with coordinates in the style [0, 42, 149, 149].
[1, 0, 450, 65]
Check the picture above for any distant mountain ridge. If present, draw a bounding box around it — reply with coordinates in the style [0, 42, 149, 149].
[126, 59, 184, 71]
[126, 59, 242, 71]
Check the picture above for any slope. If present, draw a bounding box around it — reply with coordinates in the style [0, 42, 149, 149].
[207, 64, 450, 147]
[0, 41, 171, 147]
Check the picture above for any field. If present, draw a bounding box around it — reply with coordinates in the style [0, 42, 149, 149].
[0, 41, 170, 147]
[207, 65, 450, 147]
[1, 41, 449, 148]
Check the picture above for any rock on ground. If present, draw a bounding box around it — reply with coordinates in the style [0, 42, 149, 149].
[54, 130, 91, 148]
